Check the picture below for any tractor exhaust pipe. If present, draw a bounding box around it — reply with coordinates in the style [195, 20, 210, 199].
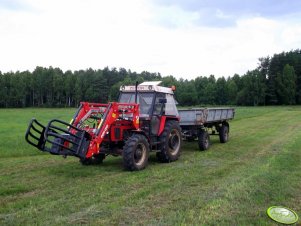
[135, 81, 138, 103]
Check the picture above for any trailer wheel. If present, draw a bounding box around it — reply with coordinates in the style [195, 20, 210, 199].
[219, 124, 229, 143]
[198, 130, 210, 151]
[123, 134, 149, 171]
[157, 121, 182, 163]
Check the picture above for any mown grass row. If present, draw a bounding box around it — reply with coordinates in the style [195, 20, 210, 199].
[0, 107, 300, 225]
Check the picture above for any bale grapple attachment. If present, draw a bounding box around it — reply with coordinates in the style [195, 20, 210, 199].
[25, 118, 90, 158]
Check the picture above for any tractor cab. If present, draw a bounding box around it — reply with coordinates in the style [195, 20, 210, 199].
[118, 81, 179, 139]
[118, 81, 178, 118]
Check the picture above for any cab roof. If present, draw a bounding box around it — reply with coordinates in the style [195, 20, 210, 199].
[120, 81, 174, 94]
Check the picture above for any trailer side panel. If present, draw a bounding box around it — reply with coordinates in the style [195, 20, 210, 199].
[179, 108, 234, 126]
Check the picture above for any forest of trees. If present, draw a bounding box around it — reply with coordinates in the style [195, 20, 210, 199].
[0, 49, 300, 107]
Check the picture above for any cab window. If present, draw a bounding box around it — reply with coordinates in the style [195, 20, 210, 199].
[153, 93, 165, 115]
[165, 94, 178, 116]
[119, 92, 154, 115]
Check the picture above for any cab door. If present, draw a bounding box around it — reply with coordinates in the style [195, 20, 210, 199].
[151, 93, 166, 135]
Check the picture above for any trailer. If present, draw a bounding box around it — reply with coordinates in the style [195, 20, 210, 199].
[179, 108, 235, 150]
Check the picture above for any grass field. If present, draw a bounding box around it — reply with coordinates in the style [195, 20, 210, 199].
[0, 107, 300, 225]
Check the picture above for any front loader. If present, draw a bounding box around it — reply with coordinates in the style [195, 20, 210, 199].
[25, 81, 182, 171]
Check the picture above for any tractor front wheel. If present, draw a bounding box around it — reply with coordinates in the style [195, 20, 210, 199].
[123, 134, 150, 171]
[157, 121, 182, 163]
[80, 153, 106, 165]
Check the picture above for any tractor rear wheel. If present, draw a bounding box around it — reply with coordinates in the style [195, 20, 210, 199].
[219, 124, 229, 143]
[157, 121, 182, 163]
[123, 134, 149, 171]
[198, 130, 210, 151]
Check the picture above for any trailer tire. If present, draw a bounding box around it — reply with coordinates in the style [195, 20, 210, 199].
[219, 124, 229, 143]
[157, 121, 182, 163]
[123, 134, 149, 171]
[198, 130, 210, 151]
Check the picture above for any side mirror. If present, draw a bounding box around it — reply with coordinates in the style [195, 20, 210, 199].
[159, 98, 167, 104]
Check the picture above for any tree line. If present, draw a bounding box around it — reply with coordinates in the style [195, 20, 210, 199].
[0, 49, 300, 107]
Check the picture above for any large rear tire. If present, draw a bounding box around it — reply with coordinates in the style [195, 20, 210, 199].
[219, 124, 229, 143]
[198, 130, 210, 151]
[156, 121, 182, 163]
[123, 134, 149, 171]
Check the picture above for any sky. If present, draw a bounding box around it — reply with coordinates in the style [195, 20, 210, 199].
[0, 0, 301, 79]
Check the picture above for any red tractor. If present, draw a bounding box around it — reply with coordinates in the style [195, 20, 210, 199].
[25, 81, 182, 171]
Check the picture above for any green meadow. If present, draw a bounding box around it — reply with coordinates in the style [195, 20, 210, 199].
[0, 107, 300, 225]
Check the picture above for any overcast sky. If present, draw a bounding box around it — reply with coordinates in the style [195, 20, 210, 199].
[0, 0, 300, 79]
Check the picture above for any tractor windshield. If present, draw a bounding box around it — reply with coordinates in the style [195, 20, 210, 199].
[119, 92, 154, 115]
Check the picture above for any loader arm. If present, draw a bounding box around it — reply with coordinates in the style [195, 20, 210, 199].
[85, 102, 140, 158]
[25, 102, 140, 160]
